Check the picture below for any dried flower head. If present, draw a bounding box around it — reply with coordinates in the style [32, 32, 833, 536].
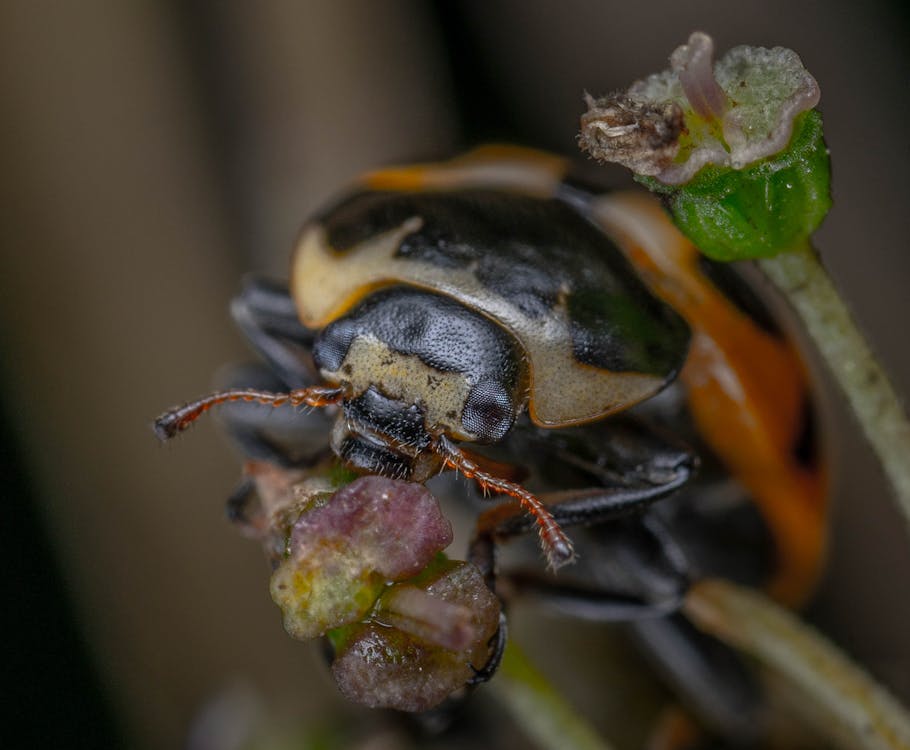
[580, 31, 820, 185]
[579, 94, 684, 178]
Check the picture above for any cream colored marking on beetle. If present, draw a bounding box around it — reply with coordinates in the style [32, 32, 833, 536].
[293, 223, 663, 427]
[294, 218, 424, 327]
[320, 336, 476, 441]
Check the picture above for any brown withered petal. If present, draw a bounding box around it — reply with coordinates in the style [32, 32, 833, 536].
[579, 93, 684, 177]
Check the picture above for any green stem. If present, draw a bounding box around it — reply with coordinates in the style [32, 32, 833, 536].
[758, 242, 910, 530]
[684, 579, 910, 750]
[489, 640, 615, 750]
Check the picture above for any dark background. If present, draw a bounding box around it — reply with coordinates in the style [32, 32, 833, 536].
[2, 2, 909, 747]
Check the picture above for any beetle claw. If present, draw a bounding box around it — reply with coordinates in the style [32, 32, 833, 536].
[546, 538, 577, 571]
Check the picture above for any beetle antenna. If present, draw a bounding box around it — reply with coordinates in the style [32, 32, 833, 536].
[154, 385, 343, 441]
[432, 435, 575, 570]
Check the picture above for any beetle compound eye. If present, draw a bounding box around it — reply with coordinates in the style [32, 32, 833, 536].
[462, 380, 515, 443]
[312, 320, 357, 373]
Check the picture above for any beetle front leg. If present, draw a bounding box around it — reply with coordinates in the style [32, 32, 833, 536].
[466, 612, 508, 686]
[466, 423, 695, 581]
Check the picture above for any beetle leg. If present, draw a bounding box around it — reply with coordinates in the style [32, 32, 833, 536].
[506, 414, 697, 497]
[503, 568, 765, 744]
[494, 514, 690, 617]
[631, 615, 764, 744]
[507, 575, 678, 620]
[496, 514, 764, 743]
[468, 458, 693, 581]
[231, 276, 318, 388]
[477, 464, 765, 744]
[467, 611, 508, 686]
[478, 479, 693, 541]
[224, 473, 260, 531]
[432, 435, 576, 571]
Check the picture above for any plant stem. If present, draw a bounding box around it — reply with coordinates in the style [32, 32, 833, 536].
[758, 242, 910, 530]
[684, 579, 910, 750]
[490, 640, 615, 750]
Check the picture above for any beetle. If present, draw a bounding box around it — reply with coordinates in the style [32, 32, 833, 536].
[154, 146, 827, 739]
[154, 146, 696, 570]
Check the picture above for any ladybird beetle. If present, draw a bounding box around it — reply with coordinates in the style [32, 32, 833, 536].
[155, 146, 694, 569]
[155, 146, 825, 601]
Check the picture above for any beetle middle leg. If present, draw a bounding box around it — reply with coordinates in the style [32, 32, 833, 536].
[485, 503, 765, 744]
[230, 275, 319, 388]
[485, 510, 692, 616]
[212, 277, 335, 468]
[473, 417, 768, 745]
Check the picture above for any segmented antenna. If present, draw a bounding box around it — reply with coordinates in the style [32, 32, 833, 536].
[153, 385, 343, 441]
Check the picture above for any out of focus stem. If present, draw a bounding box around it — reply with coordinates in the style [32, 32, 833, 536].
[758, 241, 910, 529]
[491, 640, 614, 750]
[684, 579, 910, 750]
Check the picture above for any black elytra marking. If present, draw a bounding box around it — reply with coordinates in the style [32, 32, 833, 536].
[318, 188, 689, 377]
[567, 288, 688, 377]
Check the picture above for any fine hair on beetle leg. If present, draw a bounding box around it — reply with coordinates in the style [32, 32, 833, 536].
[153, 385, 344, 441]
[432, 435, 575, 570]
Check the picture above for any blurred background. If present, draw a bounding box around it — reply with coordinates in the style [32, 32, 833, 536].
[2, 1, 909, 747]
